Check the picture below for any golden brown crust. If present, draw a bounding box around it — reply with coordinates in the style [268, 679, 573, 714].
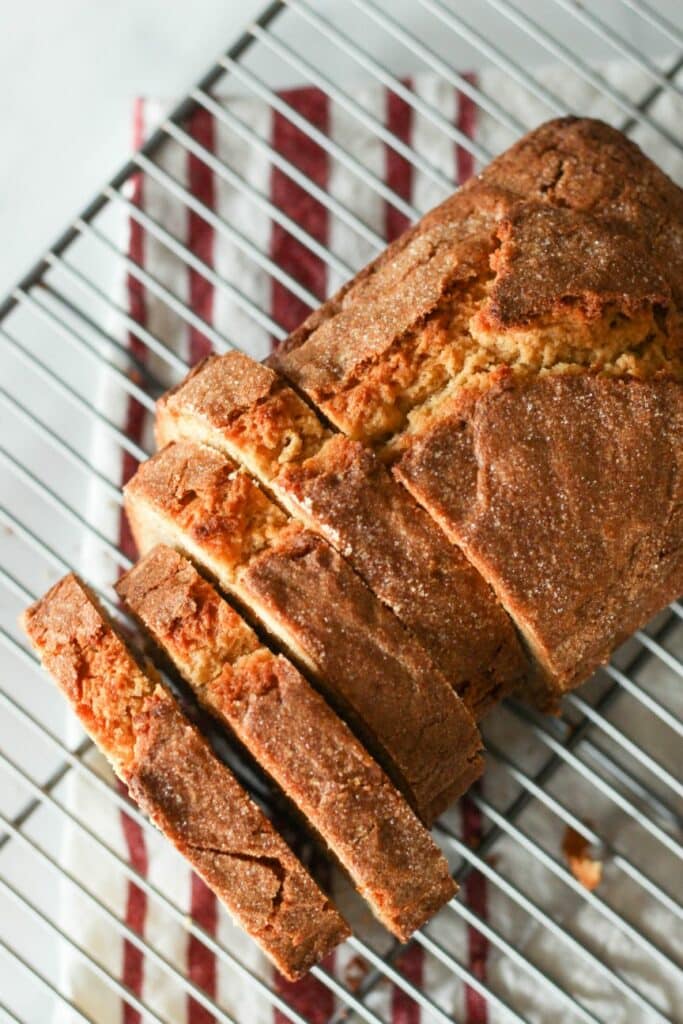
[156, 352, 329, 479]
[118, 546, 456, 939]
[21, 575, 158, 772]
[124, 442, 483, 821]
[157, 352, 527, 716]
[396, 374, 683, 699]
[483, 205, 668, 327]
[22, 574, 349, 978]
[279, 434, 526, 716]
[241, 527, 483, 821]
[269, 212, 495, 441]
[269, 118, 683, 444]
[124, 440, 290, 574]
[268, 117, 683, 704]
[127, 694, 348, 974]
[222, 651, 456, 938]
[115, 544, 261, 683]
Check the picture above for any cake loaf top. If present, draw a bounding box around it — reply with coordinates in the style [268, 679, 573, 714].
[270, 118, 683, 443]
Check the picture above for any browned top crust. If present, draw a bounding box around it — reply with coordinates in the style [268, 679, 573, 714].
[483, 204, 668, 327]
[164, 351, 280, 419]
[124, 440, 289, 572]
[156, 352, 329, 477]
[117, 546, 456, 939]
[22, 574, 349, 978]
[222, 651, 455, 939]
[124, 441, 483, 821]
[21, 574, 154, 773]
[269, 118, 683, 440]
[116, 544, 260, 682]
[241, 527, 483, 822]
[156, 351, 526, 715]
[279, 434, 526, 716]
[396, 374, 683, 698]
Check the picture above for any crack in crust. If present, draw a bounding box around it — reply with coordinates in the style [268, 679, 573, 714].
[157, 352, 528, 716]
[270, 118, 683, 450]
[267, 117, 683, 703]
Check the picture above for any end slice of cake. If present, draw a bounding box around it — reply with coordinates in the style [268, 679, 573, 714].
[21, 574, 349, 979]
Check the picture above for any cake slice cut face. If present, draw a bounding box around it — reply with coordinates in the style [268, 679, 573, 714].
[123, 441, 483, 822]
[156, 351, 527, 717]
[117, 545, 457, 940]
[270, 117, 683, 704]
[21, 574, 349, 980]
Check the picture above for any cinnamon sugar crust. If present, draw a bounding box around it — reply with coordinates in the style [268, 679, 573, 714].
[117, 546, 457, 938]
[241, 527, 483, 822]
[124, 442, 482, 821]
[21, 574, 349, 979]
[396, 374, 683, 704]
[270, 118, 683, 446]
[157, 352, 527, 716]
[157, 351, 330, 481]
[269, 117, 683, 703]
[278, 434, 525, 716]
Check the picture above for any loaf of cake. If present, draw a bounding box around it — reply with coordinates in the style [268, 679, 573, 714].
[117, 545, 457, 939]
[21, 574, 349, 979]
[123, 440, 483, 822]
[21, 117, 683, 978]
[270, 116, 683, 707]
[156, 351, 527, 716]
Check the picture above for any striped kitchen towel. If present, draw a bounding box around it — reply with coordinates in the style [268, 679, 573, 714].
[57, 61, 683, 1024]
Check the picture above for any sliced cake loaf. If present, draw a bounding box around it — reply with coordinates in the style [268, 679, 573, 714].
[117, 545, 457, 939]
[155, 351, 526, 716]
[21, 574, 349, 979]
[269, 117, 683, 707]
[123, 440, 483, 823]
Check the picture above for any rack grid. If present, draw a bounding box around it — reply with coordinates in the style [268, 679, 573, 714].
[1, 2, 682, 1022]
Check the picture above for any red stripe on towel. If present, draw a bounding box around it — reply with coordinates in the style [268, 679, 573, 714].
[456, 75, 477, 185]
[462, 791, 489, 1024]
[120, 98, 150, 1024]
[392, 943, 423, 1024]
[270, 87, 330, 340]
[187, 106, 216, 365]
[273, 853, 336, 1024]
[119, 785, 149, 1024]
[385, 81, 414, 242]
[188, 875, 219, 1024]
[270, 86, 336, 1021]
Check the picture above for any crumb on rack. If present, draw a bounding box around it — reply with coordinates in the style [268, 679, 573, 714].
[562, 825, 603, 891]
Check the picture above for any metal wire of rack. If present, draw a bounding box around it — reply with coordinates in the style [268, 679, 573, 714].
[1, 1, 682, 1022]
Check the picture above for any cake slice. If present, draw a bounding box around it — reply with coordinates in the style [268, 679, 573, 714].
[117, 545, 457, 939]
[21, 574, 349, 979]
[123, 440, 483, 823]
[269, 117, 683, 707]
[155, 351, 526, 717]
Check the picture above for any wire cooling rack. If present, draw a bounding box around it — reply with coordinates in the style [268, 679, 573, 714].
[1, 2, 683, 1022]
